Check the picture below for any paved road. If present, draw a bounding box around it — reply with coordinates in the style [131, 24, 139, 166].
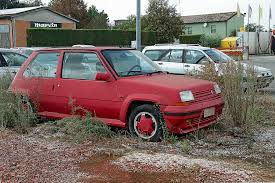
[244, 55, 275, 95]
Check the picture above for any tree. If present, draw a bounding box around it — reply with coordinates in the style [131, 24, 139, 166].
[22, 0, 43, 6]
[85, 5, 109, 29]
[0, 0, 20, 9]
[49, 0, 89, 28]
[114, 15, 149, 31]
[146, 0, 183, 43]
[245, 23, 265, 32]
[0, 0, 43, 9]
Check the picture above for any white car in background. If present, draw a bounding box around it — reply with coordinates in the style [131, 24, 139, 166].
[142, 44, 274, 88]
[0, 48, 28, 77]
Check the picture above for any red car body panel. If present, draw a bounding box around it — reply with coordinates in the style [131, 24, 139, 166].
[10, 47, 224, 134]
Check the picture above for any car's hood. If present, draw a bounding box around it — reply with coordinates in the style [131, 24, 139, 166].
[118, 73, 215, 92]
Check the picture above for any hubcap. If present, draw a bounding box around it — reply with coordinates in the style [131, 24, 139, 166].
[133, 112, 157, 139]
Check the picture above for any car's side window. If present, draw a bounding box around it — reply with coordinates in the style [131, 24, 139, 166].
[169, 49, 183, 63]
[2, 52, 27, 66]
[62, 52, 106, 80]
[160, 50, 171, 62]
[184, 50, 206, 64]
[23, 52, 60, 78]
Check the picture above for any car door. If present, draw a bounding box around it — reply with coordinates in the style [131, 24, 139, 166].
[22, 51, 67, 114]
[55, 51, 120, 119]
[163, 49, 186, 74]
[183, 49, 210, 75]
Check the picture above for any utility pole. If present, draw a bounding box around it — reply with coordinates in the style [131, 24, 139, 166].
[136, 0, 141, 51]
[268, 3, 272, 54]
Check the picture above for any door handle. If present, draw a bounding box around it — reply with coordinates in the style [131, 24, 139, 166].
[184, 65, 190, 67]
[158, 63, 163, 65]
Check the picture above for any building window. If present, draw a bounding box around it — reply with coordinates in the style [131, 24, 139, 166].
[211, 25, 216, 34]
[186, 27, 192, 35]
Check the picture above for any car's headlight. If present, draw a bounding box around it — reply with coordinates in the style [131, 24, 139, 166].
[179, 91, 194, 102]
[214, 84, 221, 94]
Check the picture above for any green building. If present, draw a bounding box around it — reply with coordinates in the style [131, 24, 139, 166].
[182, 12, 244, 38]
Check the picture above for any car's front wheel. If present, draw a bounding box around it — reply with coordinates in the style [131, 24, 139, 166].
[128, 104, 163, 142]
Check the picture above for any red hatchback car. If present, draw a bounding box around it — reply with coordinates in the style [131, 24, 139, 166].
[10, 47, 224, 141]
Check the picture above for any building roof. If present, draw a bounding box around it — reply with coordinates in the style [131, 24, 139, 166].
[0, 6, 79, 22]
[182, 12, 239, 24]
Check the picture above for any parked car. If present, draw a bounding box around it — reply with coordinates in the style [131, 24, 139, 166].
[0, 48, 28, 76]
[72, 45, 95, 48]
[10, 47, 224, 141]
[143, 44, 274, 88]
[11, 47, 48, 56]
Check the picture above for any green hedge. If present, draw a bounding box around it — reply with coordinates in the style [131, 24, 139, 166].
[179, 34, 203, 44]
[27, 29, 157, 47]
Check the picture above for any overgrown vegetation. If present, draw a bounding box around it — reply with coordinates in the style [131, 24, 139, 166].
[54, 114, 114, 143]
[179, 34, 203, 44]
[199, 35, 222, 48]
[0, 73, 37, 133]
[179, 34, 222, 48]
[197, 61, 261, 134]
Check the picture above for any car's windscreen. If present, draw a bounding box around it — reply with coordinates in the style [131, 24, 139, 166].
[204, 49, 233, 63]
[2, 52, 27, 66]
[144, 50, 169, 61]
[102, 50, 162, 77]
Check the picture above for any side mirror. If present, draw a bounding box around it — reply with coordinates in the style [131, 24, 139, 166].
[95, 72, 112, 82]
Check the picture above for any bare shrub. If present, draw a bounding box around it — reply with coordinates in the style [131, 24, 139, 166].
[0, 74, 37, 133]
[197, 61, 258, 133]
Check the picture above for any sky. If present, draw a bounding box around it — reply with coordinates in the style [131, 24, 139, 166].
[41, 0, 275, 28]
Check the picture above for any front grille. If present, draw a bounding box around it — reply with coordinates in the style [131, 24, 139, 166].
[192, 89, 221, 103]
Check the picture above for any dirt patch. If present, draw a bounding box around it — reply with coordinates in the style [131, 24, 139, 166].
[0, 130, 92, 183]
[79, 154, 202, 183]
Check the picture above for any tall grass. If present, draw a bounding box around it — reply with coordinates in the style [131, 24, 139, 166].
[197, 61, 258, 133]
[0, 73, 37, 133]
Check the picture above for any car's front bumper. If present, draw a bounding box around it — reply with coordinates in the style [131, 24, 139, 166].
[162, 97, 224, 134]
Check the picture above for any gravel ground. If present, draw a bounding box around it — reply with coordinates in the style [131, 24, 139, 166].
[0, 130, 92, 183]
[1, 123, 275, 182]
[113, 152, 253, 182]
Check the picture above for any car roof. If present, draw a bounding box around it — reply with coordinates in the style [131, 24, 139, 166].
[0, 48, 14, 52]
[35, 47, 135, 52]
[143, 44, 211, 51]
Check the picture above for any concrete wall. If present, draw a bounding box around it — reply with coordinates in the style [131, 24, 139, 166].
[237, 32, 272, 54]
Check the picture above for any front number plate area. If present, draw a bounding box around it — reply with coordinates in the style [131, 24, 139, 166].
[204, 107, 215, 118]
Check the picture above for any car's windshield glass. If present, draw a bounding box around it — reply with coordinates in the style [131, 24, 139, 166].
[102, 50, 162, 77]
[204, 49, 233, 63]
[2, 52, 27, 66]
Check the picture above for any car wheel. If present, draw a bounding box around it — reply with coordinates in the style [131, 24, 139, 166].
[128, 104, 163, 142]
